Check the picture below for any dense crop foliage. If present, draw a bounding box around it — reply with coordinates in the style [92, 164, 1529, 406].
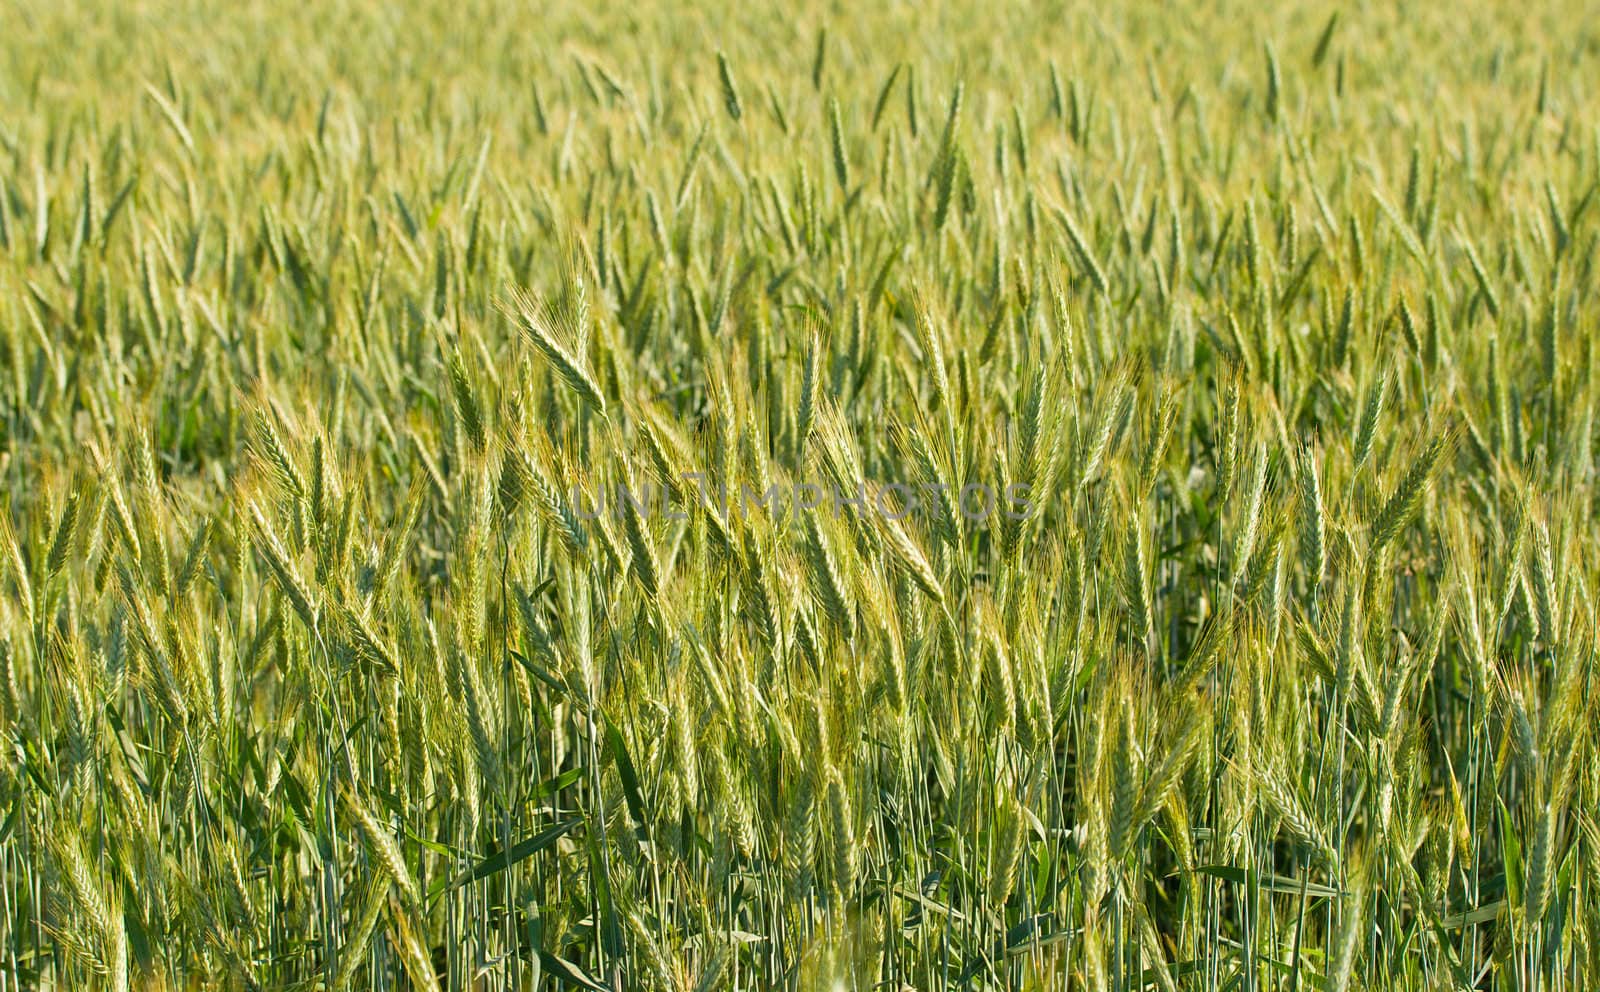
[3, 0, 1600, 988]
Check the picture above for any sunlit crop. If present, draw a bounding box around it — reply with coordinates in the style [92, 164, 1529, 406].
[2, 1, 1598, 989]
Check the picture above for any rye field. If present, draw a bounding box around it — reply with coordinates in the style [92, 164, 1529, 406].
[2, 0, 1600, 988]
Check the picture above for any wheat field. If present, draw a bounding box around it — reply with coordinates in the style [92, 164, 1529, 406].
[2, 0, 1599, 989]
